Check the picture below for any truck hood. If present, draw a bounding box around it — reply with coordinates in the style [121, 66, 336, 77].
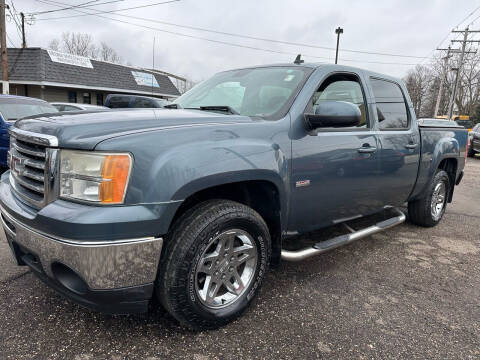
[14, 109, 255, 149]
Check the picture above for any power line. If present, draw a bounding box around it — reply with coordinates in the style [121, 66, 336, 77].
[6, 32, 16, 47]
[36, 0, 181, 18]
[419, 3, 480, 65]
[36, 2, 429, 60]
[454, 4, 480, 29]
[7, 3, 22, 39]
[36, 0, 419, 66]
[28, 0, 126, 15]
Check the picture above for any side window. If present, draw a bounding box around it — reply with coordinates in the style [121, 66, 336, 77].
[371, 78, 409, 130]
[63, 105, 80, 111]
[308, 74, 368, 128]
[133, 97, 155, 108]
[108, 96, 130, 108]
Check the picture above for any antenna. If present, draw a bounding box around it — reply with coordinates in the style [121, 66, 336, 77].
[152, 36, 155, 95]
[294, 54, 304, 64]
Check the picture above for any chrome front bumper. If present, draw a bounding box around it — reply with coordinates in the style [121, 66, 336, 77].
[0, 207, 163, 290]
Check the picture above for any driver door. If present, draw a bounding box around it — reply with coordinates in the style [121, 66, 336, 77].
[289, 72, 382, 233]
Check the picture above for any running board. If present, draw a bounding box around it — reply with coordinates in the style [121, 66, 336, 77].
[281, 207, 406, 262]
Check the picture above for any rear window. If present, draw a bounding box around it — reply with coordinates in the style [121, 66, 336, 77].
[371, 78, 409, 130]
[0, 100, 58, 121]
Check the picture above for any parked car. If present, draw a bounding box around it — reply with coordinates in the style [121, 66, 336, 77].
[0, 63, 467, 330]
[50, 102, 109, 112]
[456, 118, 474, 132]
[104, 94, 169, 108]
[0, 95, 57, 167]
[468, 123, 480, 157]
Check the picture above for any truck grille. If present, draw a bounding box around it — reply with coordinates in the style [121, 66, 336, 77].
[8, 128, 58, 209]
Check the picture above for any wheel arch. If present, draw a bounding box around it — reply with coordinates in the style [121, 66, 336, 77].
[437, 157, 457, 202]
[168, 175, 285, 265]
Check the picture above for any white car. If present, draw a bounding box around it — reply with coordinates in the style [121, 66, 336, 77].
[50, 102, 109, 112]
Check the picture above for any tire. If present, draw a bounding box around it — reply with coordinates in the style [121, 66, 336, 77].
[467, 143, 475, 158]
[157, 200, 271, 330]
[408, 169, 450, 227]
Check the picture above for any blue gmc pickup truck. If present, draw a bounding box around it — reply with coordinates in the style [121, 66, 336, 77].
[0, 62, 467, 330]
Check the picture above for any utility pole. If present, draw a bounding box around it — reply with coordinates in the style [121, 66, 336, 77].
[335, 27, 343, 64]
[20, 12, 26, 48]
[0, 0, 8, 94]
[434, 46, 455, 118]
[446, 27, 480, 120]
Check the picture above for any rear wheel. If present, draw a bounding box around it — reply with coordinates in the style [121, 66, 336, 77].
[408, 169, 450, 227]
[157, 200, 271, 330]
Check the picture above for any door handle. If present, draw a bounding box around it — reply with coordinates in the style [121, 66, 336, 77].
[357, 146, 377, 153]
[405, 143, 418, 149]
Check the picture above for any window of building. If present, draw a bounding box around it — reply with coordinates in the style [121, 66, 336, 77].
[370, 78, 409, 130]
[83, 92, 91, 104]
[96, 93, 104, 106]
[68, 91, 77, 103]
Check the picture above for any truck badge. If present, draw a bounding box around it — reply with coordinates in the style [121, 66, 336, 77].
[296, 180, 310, 187]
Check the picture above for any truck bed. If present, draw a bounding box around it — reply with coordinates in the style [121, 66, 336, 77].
[410, 118, 467, 201]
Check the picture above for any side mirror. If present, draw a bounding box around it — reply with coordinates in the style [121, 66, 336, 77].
[305, 101, 361, 129]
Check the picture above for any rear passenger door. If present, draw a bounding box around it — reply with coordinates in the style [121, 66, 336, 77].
[369, 78, 420, 206]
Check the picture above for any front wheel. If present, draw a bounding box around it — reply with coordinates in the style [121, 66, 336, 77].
[408, 169, 450, 227]
[157, 200, 271, 330]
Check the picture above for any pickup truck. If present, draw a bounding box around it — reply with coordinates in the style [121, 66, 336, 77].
[0, 62, 467, 330]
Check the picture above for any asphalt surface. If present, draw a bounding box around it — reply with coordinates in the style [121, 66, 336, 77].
[1, 160, 479, 359]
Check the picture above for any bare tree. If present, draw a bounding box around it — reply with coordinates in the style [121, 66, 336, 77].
[454, 51, 480, 116]
[48, 39, 60, 51]
[98, 42, 122, 63]
[47, 32, 122, 64]
[60, 32, 97, 58]
[405, 49, 480, 123]
[404, 65, 435, 118]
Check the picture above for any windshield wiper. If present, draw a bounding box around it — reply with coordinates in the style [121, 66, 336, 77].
[186, 105, 239, 115]
[164, 103, 182, 109]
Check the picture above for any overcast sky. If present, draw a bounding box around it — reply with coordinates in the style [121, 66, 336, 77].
[10, 0, 480, 82]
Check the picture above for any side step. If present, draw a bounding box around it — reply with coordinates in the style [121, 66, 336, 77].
[281, 207, 406, 262]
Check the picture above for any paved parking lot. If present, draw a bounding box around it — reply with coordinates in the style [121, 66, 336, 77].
[0, 159, 479, 359]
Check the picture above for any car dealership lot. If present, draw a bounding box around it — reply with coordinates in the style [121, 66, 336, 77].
[0, 160, 479, 360]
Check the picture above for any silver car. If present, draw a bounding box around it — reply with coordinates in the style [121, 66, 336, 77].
[50, 102, 109, 112]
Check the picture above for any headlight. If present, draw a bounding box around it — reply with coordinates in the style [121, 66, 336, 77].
[60, 150, 132, 204]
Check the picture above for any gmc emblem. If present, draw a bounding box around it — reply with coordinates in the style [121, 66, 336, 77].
[11, 155, 25, 175]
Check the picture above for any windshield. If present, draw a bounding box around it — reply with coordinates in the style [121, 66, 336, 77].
[0, 100, 58, 121]
[174, 66, 312, 119]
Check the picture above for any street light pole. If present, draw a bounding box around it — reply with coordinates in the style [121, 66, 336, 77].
[335, 27, 343, 64]
[0, 0, 8, 94]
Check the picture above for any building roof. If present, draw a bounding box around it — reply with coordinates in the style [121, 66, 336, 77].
[7, 48, 181, 97]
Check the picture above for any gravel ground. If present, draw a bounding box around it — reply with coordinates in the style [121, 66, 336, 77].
[0, 160, 479, 359]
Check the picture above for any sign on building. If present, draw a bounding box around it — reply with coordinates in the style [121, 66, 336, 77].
[47, 50, 93, 69]
[131, 71, 159, 88]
